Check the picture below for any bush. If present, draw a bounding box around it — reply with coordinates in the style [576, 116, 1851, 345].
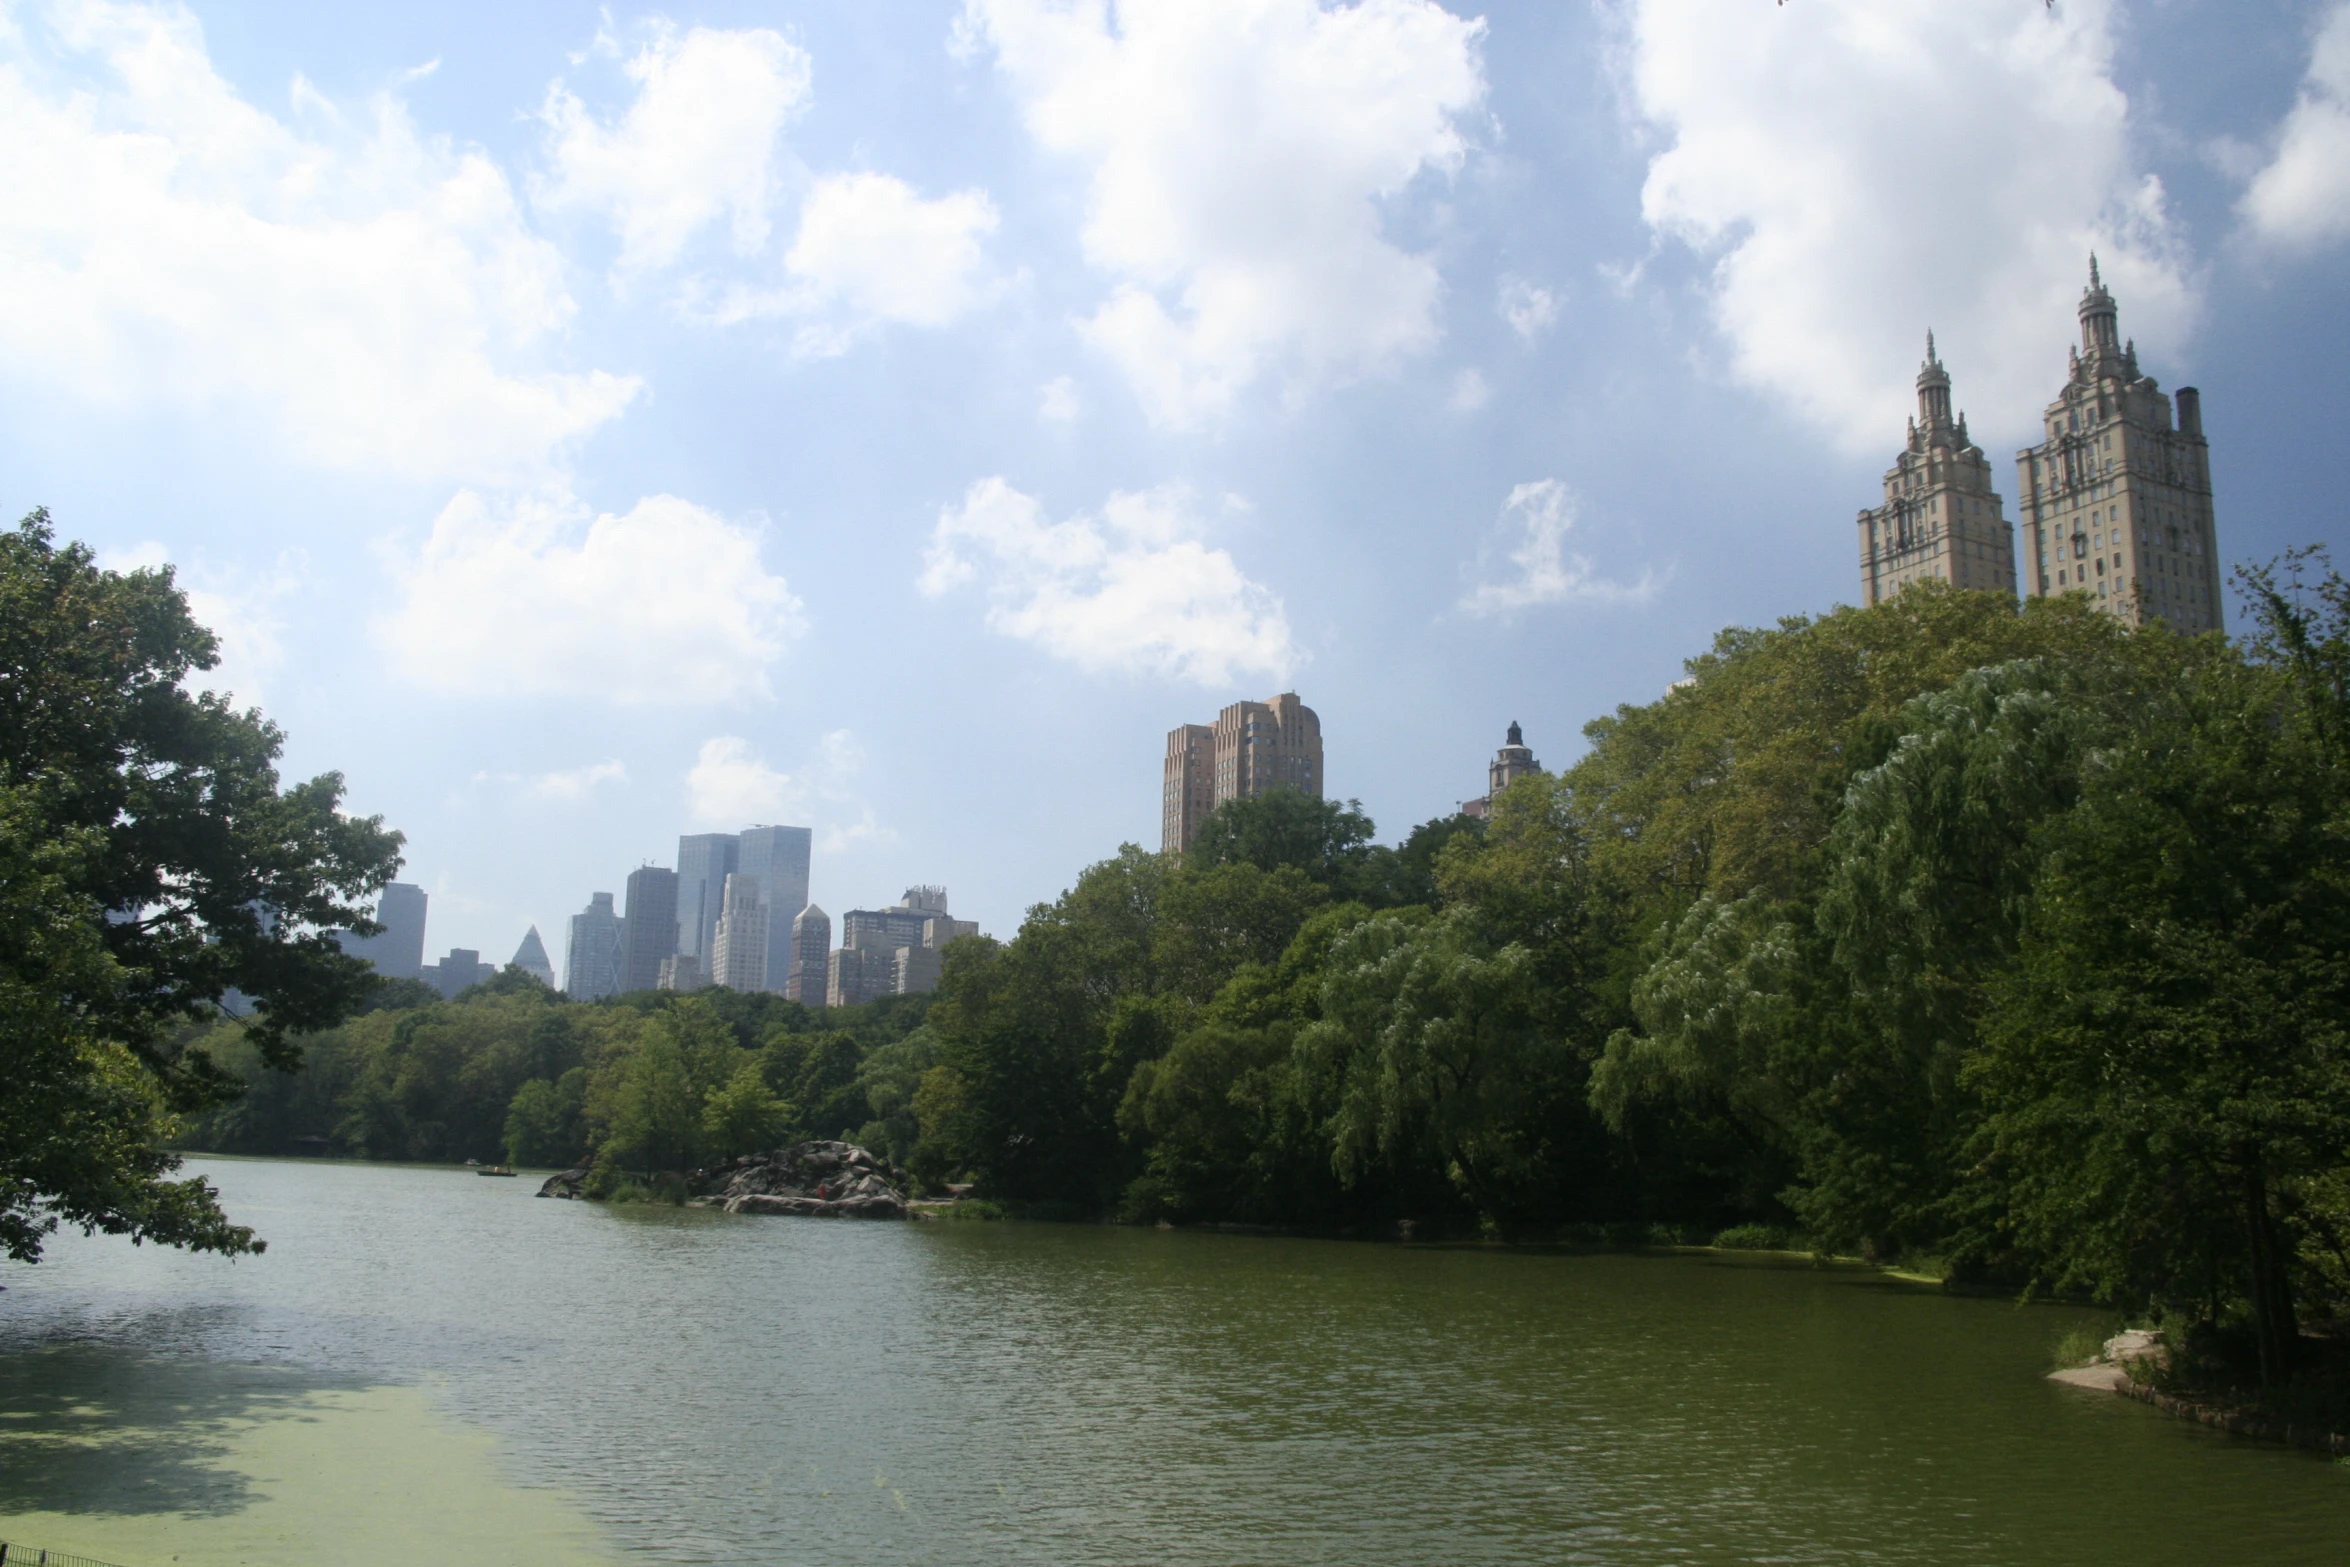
[1711, 1223, 1804, 1251]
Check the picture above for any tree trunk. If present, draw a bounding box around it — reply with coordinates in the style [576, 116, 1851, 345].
[2243, 1163, 2299, 1387]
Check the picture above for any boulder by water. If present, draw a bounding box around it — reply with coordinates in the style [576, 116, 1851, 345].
[691, 1141, 908, 1219]
[538, 1164, 590, 1199]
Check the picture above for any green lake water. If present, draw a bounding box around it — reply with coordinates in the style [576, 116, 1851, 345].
[4, 1156, 2347, 1565]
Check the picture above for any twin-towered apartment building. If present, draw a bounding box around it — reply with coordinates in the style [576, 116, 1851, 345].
[1858, 260, 2225, 632]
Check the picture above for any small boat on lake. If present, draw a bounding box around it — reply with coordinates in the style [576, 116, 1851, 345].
[476, 1165, 519, 1177]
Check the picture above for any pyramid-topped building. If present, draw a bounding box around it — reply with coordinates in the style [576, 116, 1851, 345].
[511, 925, 556, 989]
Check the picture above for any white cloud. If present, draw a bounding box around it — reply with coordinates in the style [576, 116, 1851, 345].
[920, 476, 1295, 685]
[96, 540, 300, 708]
[1497, 275, 1559, 340]
[526, 760, 629, 800]
[734, 172, 999, 351]
[2241, 4, 2350, 250]
[685, 736, 804, 826]
[819, 806, 899, 855]
[0, 0, 638, 483]
[1460, 480, 1656, 620]
[1447, 367, 1490, 412]
[685, 729, 889, 846]
[535, 23, 811, 276]
[1619, 0, 2195, 451]
[377, 488, 802, 704]
[1039, 374, 1082, 424]
[962, 0, 1486, 428]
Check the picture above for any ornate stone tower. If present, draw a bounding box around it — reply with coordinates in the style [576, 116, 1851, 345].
[1857, 335, 2017, 605]
[1463, 722, 1541, 819]
[2015, 259, 2222, 632]
[1489, 721, 1538, 800]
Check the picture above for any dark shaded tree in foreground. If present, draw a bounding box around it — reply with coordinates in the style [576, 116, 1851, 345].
[0, 513, 401, 1260]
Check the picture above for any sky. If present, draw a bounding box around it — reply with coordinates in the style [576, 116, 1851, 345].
[3, 0, 2346, 971]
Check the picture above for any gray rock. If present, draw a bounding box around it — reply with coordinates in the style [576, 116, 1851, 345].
[694, 1140, 908, 1220]
[537, 1164, 590, 1199]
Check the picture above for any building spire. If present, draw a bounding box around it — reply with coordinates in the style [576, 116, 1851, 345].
[1915, 331, 1953, 429]
[2078, 255, 2119, 356]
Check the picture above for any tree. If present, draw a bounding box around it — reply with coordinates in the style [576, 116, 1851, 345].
[1564, 583, 2126, 908]
[0, 514, 401, 1260]
[1155, 861, 1328, 1002]
[1972, 596, 2350, 1382]
[588, 1000, 745, 1176]
[700, 1061, 793, 1161]
[1185, 788, 1377, 892]
[503, 1071, 588, 1167]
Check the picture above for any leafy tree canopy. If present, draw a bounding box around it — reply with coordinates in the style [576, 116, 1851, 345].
[0, 512, 402, 1260]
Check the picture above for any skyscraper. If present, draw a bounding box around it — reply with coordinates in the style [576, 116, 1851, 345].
[564, 892, 624, 1000]
[675, 833, 740, 963]
[1856, 335, 2017, 605]
[511, 926, 556, 989]
[710, 873, 769, 992]
[341, 881, 427, 978]
[831, 887, 978, 1003]
[1162, 724, 1215, 855]
[2016, 260, 2222, 632]
[787, 904, 832, 1005]
[620, 865, 679, 995]
[423, 947, 497, 999]
[1162, 694, 1323, 853]
[737, 825, 812, 994]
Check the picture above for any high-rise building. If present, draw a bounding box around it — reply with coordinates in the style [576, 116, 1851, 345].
[827, 944, 897, 1008]
[1463, 722, 1542, 819]
[894, 943, 943, 995]
[511, 926, 556, 989]
[841, 887, 976, 958]
[1857, 335, 2017, 606]
[423, 947, 497, 999]
[737, 825, 812, 994]
[341, 881, 427, 978]
[564, 892, 625, 1000]
[710, 873, 769, 992]
[657, 953, 707, 991]
[830, 888, 977, 1002]
[619, 865, 679, 995]
[2016, 260, 2222, 632]
[1162, 724, 1215, 855]
[787, 904, 832, 1005]
[1161, 693, 1323, 853]
[675, 833, 740, 963]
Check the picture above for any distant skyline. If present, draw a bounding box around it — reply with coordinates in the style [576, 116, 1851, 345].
[4, 0, 2345, 954]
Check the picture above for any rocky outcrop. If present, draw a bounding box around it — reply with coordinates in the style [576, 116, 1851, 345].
[537, 1164, 590, 1199]
[2048, 1329, 2166, 1392]
[691, 1141, 908, 1219]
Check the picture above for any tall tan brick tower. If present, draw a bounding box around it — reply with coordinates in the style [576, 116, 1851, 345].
[1162, 693, 1323, 853]
[1162, 724, 1215, 855]
[2015, 259, 2222, 632]
[1857, 336, 2017, 605]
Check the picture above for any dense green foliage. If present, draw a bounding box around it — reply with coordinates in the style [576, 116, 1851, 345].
[175, 979, 941, 1190]
[0, 514, 401, 1261]
[907, 569, 2350, 1389]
